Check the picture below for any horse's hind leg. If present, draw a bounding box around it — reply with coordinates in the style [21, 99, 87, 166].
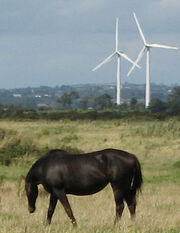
[124, 191, 136, 219]
[46, 193, 58, 225]
[53, 188, 77, 227]
[111, 184, 124, 224]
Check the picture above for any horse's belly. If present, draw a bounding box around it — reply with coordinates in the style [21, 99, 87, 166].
[65, 180, 108, 195]
[61, 162, 108, 195]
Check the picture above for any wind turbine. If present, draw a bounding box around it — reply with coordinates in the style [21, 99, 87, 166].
[127, 12, 178, 108]
[92, 18, 140, 105]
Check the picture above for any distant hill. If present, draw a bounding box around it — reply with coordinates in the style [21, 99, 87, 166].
[0, 82, 176, 109]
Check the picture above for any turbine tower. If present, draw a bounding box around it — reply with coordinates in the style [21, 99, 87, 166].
[127, 12, 178, 108]
[92, 18, 140, 105]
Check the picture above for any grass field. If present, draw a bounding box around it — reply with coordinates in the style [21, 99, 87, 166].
[0, 119, 179, 233]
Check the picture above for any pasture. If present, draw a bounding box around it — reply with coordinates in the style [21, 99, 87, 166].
[0, 119, 179, 233]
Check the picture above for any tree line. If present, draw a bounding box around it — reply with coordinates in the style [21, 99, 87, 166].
[57, 86, 180, 114]
[0, 86, 179, 120]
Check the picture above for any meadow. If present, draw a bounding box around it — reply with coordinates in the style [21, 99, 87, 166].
[0, 119, 179, 233]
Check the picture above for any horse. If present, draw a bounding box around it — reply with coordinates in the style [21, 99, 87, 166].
[25, 148, 143, 226]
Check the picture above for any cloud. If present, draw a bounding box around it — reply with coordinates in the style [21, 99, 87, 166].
[0, 1, 179, 88]
[147, 0, 180, 26]
[52, 0, 107, 15]
[158, 0, 180, 8]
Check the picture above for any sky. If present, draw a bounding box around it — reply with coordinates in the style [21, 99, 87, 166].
[0, 0, 179, 89]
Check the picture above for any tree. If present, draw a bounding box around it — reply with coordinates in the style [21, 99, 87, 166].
[119, 102, 128, 110]
[130, 97, 138, 109]
[94, 94, 113, 110]
[57, 91, 79, 109]
[168, 86, 180, 101]
[57, 93, 71, 108]
[167, 86, 180, 114]
[80, 95, 92, 110]
[148, 98, 167, 113]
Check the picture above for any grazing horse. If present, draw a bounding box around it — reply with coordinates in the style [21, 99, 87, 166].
[25, 148, 142, 226]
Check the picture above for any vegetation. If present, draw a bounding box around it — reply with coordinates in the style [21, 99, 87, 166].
[94, 94, 114, 109]
[0, 83, 176, 109]
[0, 86, 179, 122]
[57, 91, 79, 108]
[0, 119, 179, 232]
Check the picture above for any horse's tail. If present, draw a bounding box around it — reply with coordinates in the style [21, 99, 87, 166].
[131, 156, 143, 196]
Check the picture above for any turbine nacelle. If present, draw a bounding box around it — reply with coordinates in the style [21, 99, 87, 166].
[133, 12, 178, 49]
[128, 12, 178, 108]
[128, 12, 178, 78]
[92, 18, 140, 105]
[92, 18, 140, 72]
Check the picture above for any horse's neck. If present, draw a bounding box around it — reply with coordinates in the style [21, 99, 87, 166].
[27, 167, 40, 185]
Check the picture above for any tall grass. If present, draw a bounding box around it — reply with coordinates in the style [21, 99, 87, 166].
[0, 119, 179, 232]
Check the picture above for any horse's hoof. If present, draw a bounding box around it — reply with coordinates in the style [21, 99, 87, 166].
[72, 221, 77, 228]
[44, 220, 51, 226]
[28, 206, 35, 213]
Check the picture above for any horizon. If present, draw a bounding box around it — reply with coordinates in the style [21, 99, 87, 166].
[0, 81, 178, 91]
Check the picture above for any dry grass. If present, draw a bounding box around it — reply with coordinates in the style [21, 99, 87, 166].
[0, 119, 179, 232]
[0, 182, 179, 233]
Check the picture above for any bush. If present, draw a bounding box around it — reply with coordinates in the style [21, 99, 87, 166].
[0, 139, 38, 165]
[173, 161, 180, 168]
[61, 134, 79, 143]
[148, 98, 167, 113]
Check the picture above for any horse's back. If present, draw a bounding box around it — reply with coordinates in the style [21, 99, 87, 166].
[27, 148, 140, 194]
[33, 149, 108, 195]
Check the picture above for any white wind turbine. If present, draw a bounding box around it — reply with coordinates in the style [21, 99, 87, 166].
[127, 12, 178, 108]
[92, 18, 140, 105]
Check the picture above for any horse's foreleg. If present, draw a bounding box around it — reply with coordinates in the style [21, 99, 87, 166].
[53, 188, 77, 227]
[46, 193, 58, 225]
[111, 184, 124, 225]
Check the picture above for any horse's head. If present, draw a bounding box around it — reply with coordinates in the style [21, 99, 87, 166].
[25, 181, 38, 213]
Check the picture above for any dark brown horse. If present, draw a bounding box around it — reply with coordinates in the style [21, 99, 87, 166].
[25, 148, 142, 226]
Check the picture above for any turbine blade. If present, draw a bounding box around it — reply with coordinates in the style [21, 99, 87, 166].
[116, 18, 119, 51]
[117, 51, 141, 68]
[127, 46, 146, 77]
[149, 43, 178, 49]
[92, 52, 116, 71]
[133, 12, 147, 45]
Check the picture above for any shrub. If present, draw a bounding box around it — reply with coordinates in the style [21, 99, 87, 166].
[61, 134, 79, 143]
[0, 139, 38, 165]
[148, 98, 167, 113]
[173, 161, 180, 168]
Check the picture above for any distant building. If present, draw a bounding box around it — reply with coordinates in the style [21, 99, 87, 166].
[37, 103, 51, 110]
[13, 94, 22, 98]
[44, 94, 51, 97]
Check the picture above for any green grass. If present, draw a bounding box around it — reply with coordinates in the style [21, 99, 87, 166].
[0, 165, 28, 181]
[0, 119, 179, 232]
